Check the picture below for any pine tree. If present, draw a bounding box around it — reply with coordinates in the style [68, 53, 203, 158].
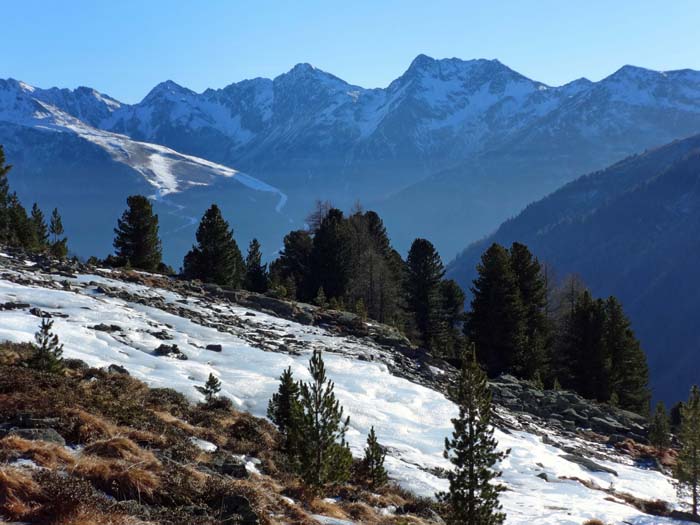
[675, 386, 700, 517]
[361, 426, 388, 488]
[438, 345, 507, 525]
[48, 208, 68, 258]
[113, 195, 162, 271]
[6, 193, 33, 249]
[29, 203, 49, 252]
[405, 238, 445, 350]
[467, 243, 526, 377]
[267, 367, 301, 439]
[604, 297, 650, 414]
[509, 243, 549, 379]
[183, 204, 244, 287]
[437, 279, 466, 357]
[310, 208, 352, 300]
[196, 373, 222, 403]
[649, 401, 671, 451]
[27, 318, 64, 374]
[296, 349, 352, 487]
[244, 238, 268, 293]
[277, 230, 314, 302]
[0, 145, 12, 244]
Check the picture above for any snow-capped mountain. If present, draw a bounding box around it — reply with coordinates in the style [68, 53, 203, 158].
[0, 78, 288, 261]
[2, 56, 700, 262]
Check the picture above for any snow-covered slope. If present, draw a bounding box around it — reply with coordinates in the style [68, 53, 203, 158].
[0, 256, 692, 524]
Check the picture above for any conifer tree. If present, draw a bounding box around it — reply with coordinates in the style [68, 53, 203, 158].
[183, 204, 244, 287]
[675, 386, 700, 517]
[7, 193, 33, 249]
[509, 243, 549, 378]
[267, 367, 301, 440]
[467, 243, 526, 377]
[361, 426, 388, 488]
[438, 345, 507, 525]
[296, 350, 352, 487]
[49, 208, 68, 259]
[277, 229, 314, 302]
[113, 195, 162, 271]
[27, 318, 64, 374]
[310, 208, 352, 300]
[29, 203, 49, 252]
[405, 238, 445, 350]
[0, 145, 12, 244]
[649, 401, 671, 451]
[604, 296, 650, 414]
[244, 238, 268, 293]
[196, 373, 222, 403]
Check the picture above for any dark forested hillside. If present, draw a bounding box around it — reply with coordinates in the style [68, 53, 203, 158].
[447, 134, 700, 403]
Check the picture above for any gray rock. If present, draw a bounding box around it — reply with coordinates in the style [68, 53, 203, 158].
[561, 454, 618, 476]
[154, 344, 188, 360]
[107, 364, 130, 375]
[205, 344, 223, 352]
[8, 428, 66, 446]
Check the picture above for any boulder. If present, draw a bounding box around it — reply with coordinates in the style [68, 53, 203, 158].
[206, 344, 223, 352]
[561, 453, 618, 476]
[154, 344, 188, 360]
[8, 428, 66, 446]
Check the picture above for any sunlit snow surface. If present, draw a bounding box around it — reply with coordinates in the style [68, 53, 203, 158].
[0, 267, 691, 524]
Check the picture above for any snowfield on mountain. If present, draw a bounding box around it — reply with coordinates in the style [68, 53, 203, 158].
[0, 255, 693, 524]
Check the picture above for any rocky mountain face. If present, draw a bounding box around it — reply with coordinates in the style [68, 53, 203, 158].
[447, 133, 700, 404]
[2, 56, 700, 262]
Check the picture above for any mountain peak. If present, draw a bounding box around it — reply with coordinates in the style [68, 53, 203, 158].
[142, 80, 193, 103]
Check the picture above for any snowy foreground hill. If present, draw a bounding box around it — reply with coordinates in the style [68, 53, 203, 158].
[0, 253, 693, 524]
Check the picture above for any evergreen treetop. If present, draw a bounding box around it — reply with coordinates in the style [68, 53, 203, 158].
[649, 401, 671, 451]
[183, 204, 244, 287]
[27, 318, 65, 374]
[675, 385, 700, 516]
[244, 238, 269, 293]
[196, 373, 222, 404]
[362, 426, 388, 488]
[113, 195, 162, 272]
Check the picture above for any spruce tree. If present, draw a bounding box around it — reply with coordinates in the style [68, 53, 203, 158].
[49, 208, 68, 259]
[649, 401, 671, 451]
[675, 386, 700, 517]
[27, 318, 64, 374]
[267, 367, 301, 439]
[437, 279, 466, 357]
[438, 345, 507, 525]
[467, 243, 526, 377]
[604, 297, 650, 414]
[29, 203, 49, 252]
[113, 195, 162, 271]
[7, 194, 33, 249]
[244, 238, 268, 293]
[509, 243, 549, 379]
[183, 204, 244, 287]
[297, 349, 352, 487]
[361, 426, 388, 488]
[0, 145, 12, 244]
[405, 238, 445, 350]
[196, 373, 222, 403]
[310, 208, 352, 300]
[277, 230, 314, 301]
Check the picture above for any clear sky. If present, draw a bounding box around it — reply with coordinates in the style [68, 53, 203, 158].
[4, 0, 699, 103]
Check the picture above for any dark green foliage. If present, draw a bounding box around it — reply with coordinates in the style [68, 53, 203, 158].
[649, 401, 671, 451]
[604, 297, 650, 414]
[509, 243, 548, 378]
[113, 195, 162, 271]
[438, 346, 507, 525]
[267, 367, 301, 444]
[467, 243, 526, 377]
[6, 193, 33, 248]
[195, 373, 222, 403]
[182, 204, 244, 287]
[30, 203, 49, 252]
[49, 208, 68, 258]
[675, 386, 700, 516]
[361, 426, 388, 488]
[296, 349, 352, 487]
[244, 238, 268, 293]
[405, 238, 445, 349]
[310, 208, 352, 300]
[0, 145, 12, 244]
[436, 279, 466, 357]
[275, 229, 314, 301]
[27, 318, 65, 374]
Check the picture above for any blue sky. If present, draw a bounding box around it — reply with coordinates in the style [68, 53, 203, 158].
[4, 0, 699, 103]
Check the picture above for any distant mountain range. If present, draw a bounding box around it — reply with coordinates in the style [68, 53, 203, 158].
[447, 133, 700, 403]
[2, 55, 700, 263]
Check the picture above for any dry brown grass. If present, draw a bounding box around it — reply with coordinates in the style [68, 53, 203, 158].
[583, 519, 606, 525]
[0, 467, 44, 520]
[73, 455, 161, 502]
[308, 498, 349, 519]
[83, 436, 158, 464]
[0, 436, 76, 468]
